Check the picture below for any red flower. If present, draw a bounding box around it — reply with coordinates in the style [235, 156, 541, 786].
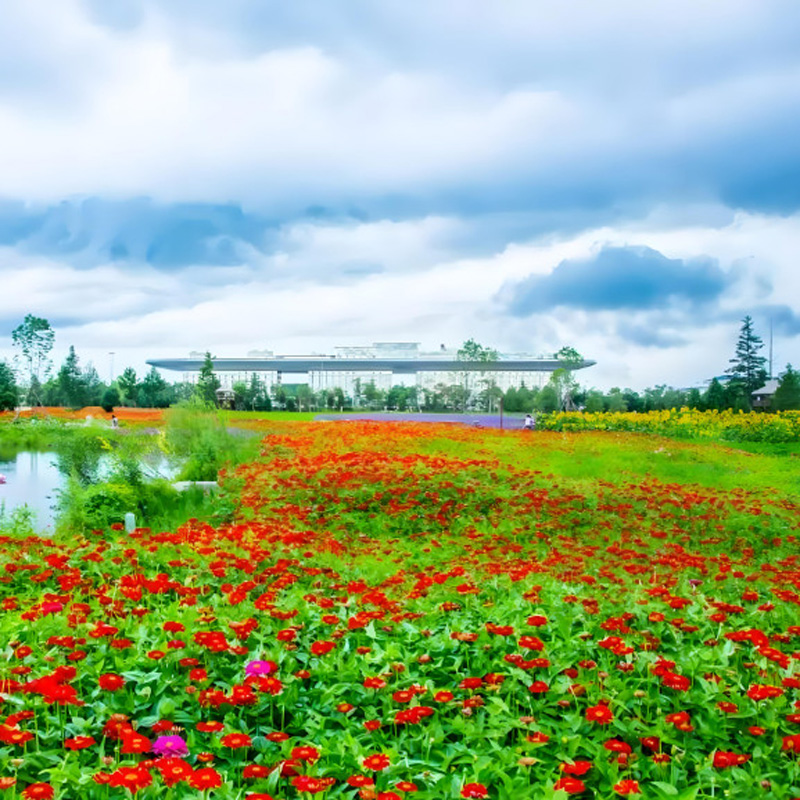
[613, 779, 641, 795]
[188, 768, 223, 790]
[98, 673, 125, 691]
[21, 785, 54, 800]
[747, 684, 784, 701]
[460, 783, 489, 799]
[560, 761, 592, 776]
[347, 775, 375, 787]
[243, 765, 272, 780]
[528, 681, 549, 694]
[220, 733, 252, 749]
[782, 734, 800, 752]
[291, 745, 320, 763]
[290, 776, 335, 794]
[196, 721, 225, 733]
[554, 777, 585, 794]
[585, 704, 613, 725]
[363, 753, 391, 771]
[64, 735, 96, 750]
[109, 767, 153, 793]
[713, 751, 751, 768]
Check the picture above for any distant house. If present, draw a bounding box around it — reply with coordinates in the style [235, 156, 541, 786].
[751, 379, 779, 410]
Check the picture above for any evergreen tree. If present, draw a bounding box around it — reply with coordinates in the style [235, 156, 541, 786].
[773, 364, 800, 411]
[57, 346, 87, 408]
[117, 367, 139, 406]
[138, 367, 171, 407]
[726, 316, 768, 400]
[196, 352, 221, 406]
[703, 378, 726, 410]
[0, 361, 18, 411]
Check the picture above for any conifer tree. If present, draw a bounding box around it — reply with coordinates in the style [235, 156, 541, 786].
[773, 364, 800, 411]
[726, 316, 767, 401]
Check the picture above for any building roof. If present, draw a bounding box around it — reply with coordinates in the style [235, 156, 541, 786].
[147, 355, 596, 375]
[751, 379, 780, 396]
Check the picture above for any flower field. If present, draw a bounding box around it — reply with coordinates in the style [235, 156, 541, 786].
[539, 409, 800, 443]
[1, 421, 799, 799]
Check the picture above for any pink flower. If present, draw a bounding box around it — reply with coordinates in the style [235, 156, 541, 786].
[152, 735, 189, 758]
[245, 660, 278, 677]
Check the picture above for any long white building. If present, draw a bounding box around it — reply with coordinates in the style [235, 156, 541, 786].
[147, 342, 595, 396]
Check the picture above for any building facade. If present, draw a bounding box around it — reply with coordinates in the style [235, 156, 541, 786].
[147, 343, 596, 398]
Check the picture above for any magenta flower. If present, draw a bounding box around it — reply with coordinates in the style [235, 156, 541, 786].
[245, 660, 277, 677]
[152, 735, 189, 758]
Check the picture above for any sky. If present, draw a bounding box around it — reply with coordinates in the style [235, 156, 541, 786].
[1, 0, 800, 391]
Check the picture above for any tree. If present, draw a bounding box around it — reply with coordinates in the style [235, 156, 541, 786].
[703, 378, 726, 411]
[196, 352, 221, 406]
[57, 346, 88, 408]
[554, 346, 584, 410]
[82, 363, 104, 407]
[606, 388, 627, 412]
[457, 339, 499, 411]
[584, 390, 605, 412]
[117, 367, 139, 406]
[12, 314, 54, 405]
[0, 361, 19, 411]
[138, 367, 171, 408]
[535, 384, 559, 413]
[773, 364, 800, 411]
[726, 316, 767, 401]
[101, 386, 121, 413]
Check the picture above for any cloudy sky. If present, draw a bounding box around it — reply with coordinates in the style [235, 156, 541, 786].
[2, 0, 799, 390]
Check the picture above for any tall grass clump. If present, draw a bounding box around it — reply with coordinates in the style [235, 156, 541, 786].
[164, 398, 259, 481]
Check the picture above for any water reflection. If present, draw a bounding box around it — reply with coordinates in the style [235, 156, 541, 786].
[0, 450, 62, 530]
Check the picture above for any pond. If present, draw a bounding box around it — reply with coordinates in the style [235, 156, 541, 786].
[0, 448, 180, 532]
[0, 450, 62, 531]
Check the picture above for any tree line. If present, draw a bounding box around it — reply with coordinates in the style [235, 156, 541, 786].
[1, 314, 798, 414]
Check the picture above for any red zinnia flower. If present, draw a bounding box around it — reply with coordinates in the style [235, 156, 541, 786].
[291, 745, 320, 763]
[363, 753, 391, 771]
[109, 767, 153, 793]
[188, 768, 223, 790]
[64, 735, 96, 750]
[560, 761, 592, 776]
[243, 765, 272, 780]
[585, 704, 613, 724]
[613, 779, 641, 795]
[221, 733, 252, 749]
[460, 783, 489, 798]
[98, 673, 125, 691]
[554, 777, 585, 794]
[22, 785, 54, 800]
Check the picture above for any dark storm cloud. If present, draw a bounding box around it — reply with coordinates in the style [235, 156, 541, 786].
[504, 246, 731, 316]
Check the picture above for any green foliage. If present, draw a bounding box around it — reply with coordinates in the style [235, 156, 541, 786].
[137, 367, 172, 408]
[0, 360, 18, 411]
[0, 503, 37, 537]
[11, 314, 55, 401]
[773, 364, 800, 411]
[57, 345, 88, 408]
[535, 384, 559, 413]
[726, 315, 767, 400]
[101, 386, 121, 412]
[196, 352, 221, 405]
[79, 482, 138, 530]
[117, 367, 139, 406]
[164, 398, 256, 481]
[53, 427, 104, 484]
